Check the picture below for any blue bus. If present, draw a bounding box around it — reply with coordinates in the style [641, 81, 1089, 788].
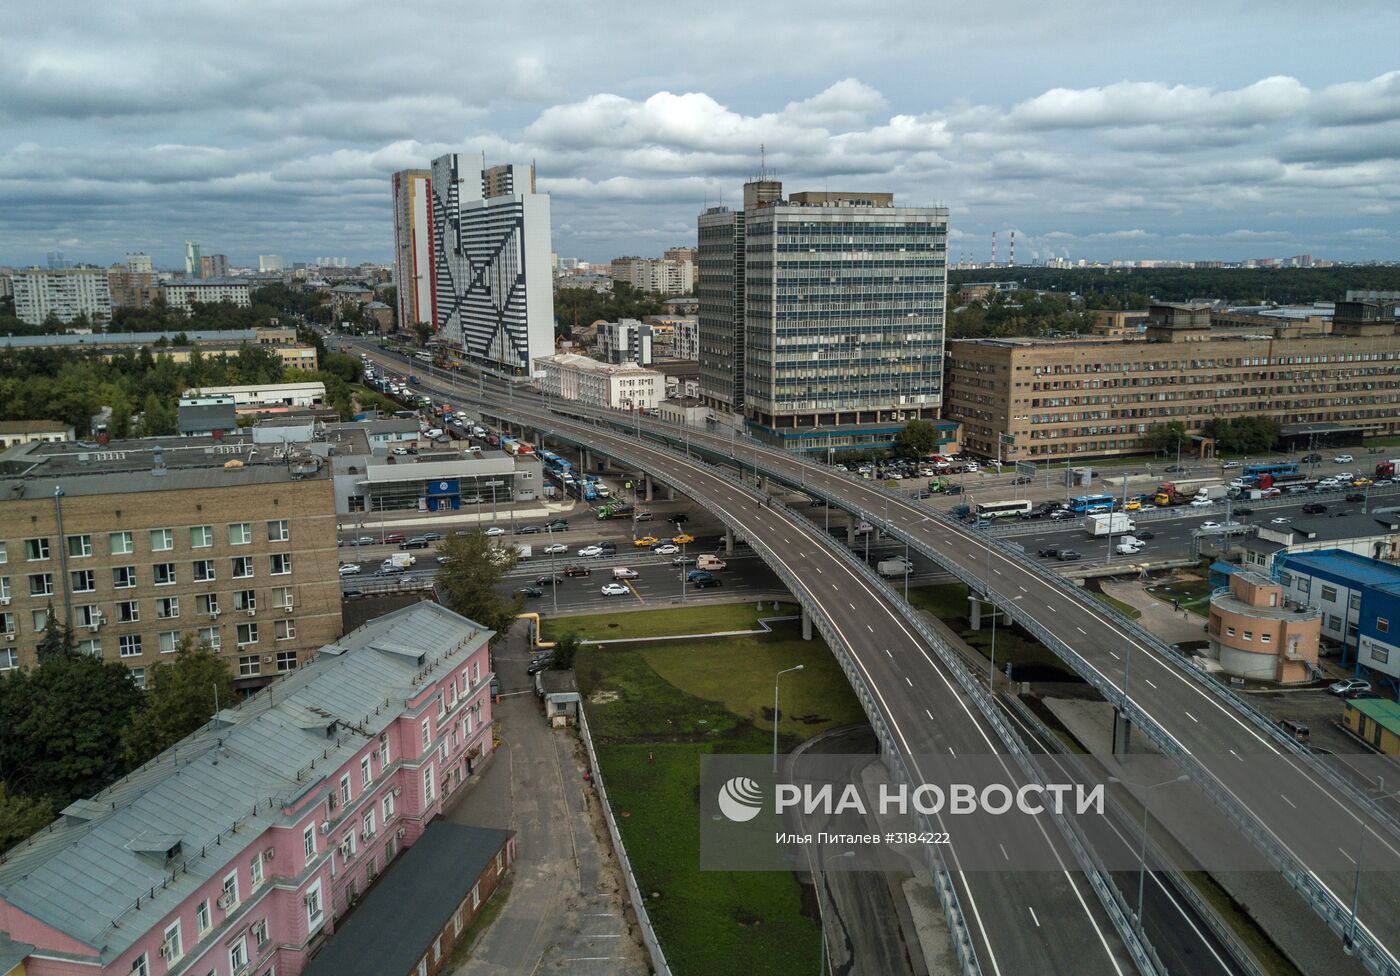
[1244, 462, 1299, 483]
[1068, 494, 1115, 514]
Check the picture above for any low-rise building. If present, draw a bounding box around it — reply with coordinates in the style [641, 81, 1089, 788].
[0, 328, 318, 372]
[190, 381, 327, 414]
[0, 420, 75, 449]
[1276, 549, 1400, 680]
[597, 318, 653, 365]
[159, 278, 253, 313]
[1252, 514, 1400, 564]
[533, 353, 664, 411]
[0, 601, 499, 976]
[1343, 699, 1400, 755]
[0, 435, 341, 687]
[657, 396, 711, 428]
[1206, 569, 1321, 684]
[176, 395, 239, 436]
[12, 267, 113, 326]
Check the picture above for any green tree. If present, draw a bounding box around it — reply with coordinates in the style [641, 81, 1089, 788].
[551, 632, 582, 671]
[122, 636, 234, 767]
[435, 529, 522, 643]
[0, 654, 143, 807]
[0, 781, 54, 854]
[412, 321, 432, 346]
[138, 391, 178, 436]
[35, 605, 74, 662]
[1143, 422, 1189, 456]
[892, 419, 941, 459]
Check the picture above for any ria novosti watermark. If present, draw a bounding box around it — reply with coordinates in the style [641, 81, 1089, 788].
[700, 753, 1400, 874]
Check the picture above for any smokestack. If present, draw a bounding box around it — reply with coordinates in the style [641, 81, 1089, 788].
[1010, 231, 1016, 268]
[992, 231, 997, 268]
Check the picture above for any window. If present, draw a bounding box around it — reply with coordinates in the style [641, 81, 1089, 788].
[270, 553, 292, 576]
[271, 585, 293, 609]
[238, 655, 260, 676]
[24, 538, 50, 561]
[1242, 631, 1253, 641]
[70, 569, 95, 593]
[113, 565, 136, 589]
[153, 563, 176, 586]
[250, 852, 264, 888]
[228, 936, 247, 971]
[276, 649, 296, 672]
[252, 918, 269, 948]
[0, 577, 8, 601]
[421, 719, 431, 750]
[0, 541, 5, 563]
[190, 524, 213, 548]
[1379, 618, 1391, 634]
[197, 624, 220, 650]
[1329, 614, 1343, 631]
[237, 623, 258, 646]
[117, 600, 140, 623]
[131, 667, 145, 689]
[1226, 626, 1236, 637]
[66, 534, 92, 558]
[304, 824, 316, 861]
[159, 631, 180, 654]
[130, 953, 150, 976]
[472, 660, 481, 685]
[361, 755, 372, 787]
[1351, 593, 1362, 611]
[235, 590, 256, 612]
[382, 791, 395, 820]
[31, 608, 48, 632]
[1321, 585, 1338, 602]
[109, 531, 133, 555]
[196, 898, 211, 935]
[28, 573, 52, 597]
[232, 556, 254, 579]
[0, 648, 18, 672]
[305, 880, 324, 928]
[119, 633, 143, 658]
[0, 612, 12, 635]
[453, 907, 464, 935]
[220, 871, 239, 910]
[363, 809, 375, 838]
[193, 559, 215, 582]
[379, 733, 390, 766]
[149, 528, 174, 552]
[340, 773, 352, 806]
[423, 765, 435, 804]
[1260, 633, 1272, 644]
[267, 519, 289, 542]
[1372, 644, 1391, 665]
[228, 522, 252, 545]
[160, 920, 182, 964]
[275, 619, 296, 641]
[471, 882, 480, 909]
[157, 596, 180, 619]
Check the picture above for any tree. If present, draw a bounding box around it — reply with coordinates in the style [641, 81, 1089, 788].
[1143, 422, 1189, 456]
[892, 419, 940, 459]
[0, 781, 54, 854]
[0, 654, 143, 808]
[35, 605, 74, 662]
[122, 636, 234, 767]
[551, 632, 582, 671]
[435, 529, 523, 643]
[412, 321, 432, 346]
[1205, 416, 1281, 455]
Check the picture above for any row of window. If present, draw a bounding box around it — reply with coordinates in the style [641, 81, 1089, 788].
[2, 521, 291, 564]
[3, 555, 295, 600]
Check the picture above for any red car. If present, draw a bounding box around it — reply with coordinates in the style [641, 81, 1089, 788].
[382, 532, 405, 544]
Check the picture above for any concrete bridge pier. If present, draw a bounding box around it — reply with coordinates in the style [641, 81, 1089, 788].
[846, 517, 857, 546]
[643, 475, 654, 503]
[801, 607, 813, 641]
[967, 592, 1010, 631]
[1112, 708, 1133, 753]
[724, 527, 734, 555]
[666, 485, 676, 501]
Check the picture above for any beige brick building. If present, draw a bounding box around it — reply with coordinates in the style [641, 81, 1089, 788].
[0, 436, 341, 690]
[945, 301, 1400, 461]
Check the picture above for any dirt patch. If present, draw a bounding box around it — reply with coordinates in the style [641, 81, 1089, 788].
[589, 690, 621, 705]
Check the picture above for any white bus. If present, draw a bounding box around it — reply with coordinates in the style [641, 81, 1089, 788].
[414, 350, 433, 364]
[975, 499, 1033, 519]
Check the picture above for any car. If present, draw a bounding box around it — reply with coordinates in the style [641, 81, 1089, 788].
[1346, 492, 1366, 503]
[400, 537, 429, 549]
[1056, 549, 1081, 562]
[598, 541, 618, 553]
[1234, 506, 1254, 516]
[545, 519, 570, 531]
[535, 575, 565, 586]
[672, 533, 695, 545]
[634, 535, 659, 547]
[516, 525, 544, 535]
[1049, 509, 1073, 520]
[378, 564, 405, 575]
[1134, 530, 1155, 541]
[351, 535, 374, 546]
[653, 543, 680, 555]
[672, 554, 697, 566]
[1317, 479, 1341, 489]
[1285, 485, 1310, 494]
[634, 511, 655, 522]
[612, 568, 639, 579]
[1334, 471, 1356, 482]
[686, 570, 714, 582]
[1037, 546, 1061, 559]
[1302, 453, 1323, 464]
[564, 565, 591, 577]
[1011, 475, 1034, 485]
[1376, 479, 1394, 488]
[421, 531, 444, 542]
[437, 555, 451, 564]
[1115, 543, 1144, 555]
[669, 513, 690, 524]
[1329, 678, 1371, 697]
[1353, 478, 1374, 487]
[693, 576, 724, 589]
[484, 527, 505, 537]
[517, 586, 544, 598]
[1302, 503, 1328, 515]
[1333, 454, 1354, 464]
[1221, 461, 1241, 469]
[338, 563, 361, 576]
[383, 532, 406, 544]
[544, 543, 568, 554]
[1190, 498, 1212, 508]
[601, 583, 631, 596]
[527, 656, 554, 675]
[1270, 517, 1291, 525]
[1123, 500, 1142, 511]
[392, 447, 409, 456]
[1164, 464, 1188, 473]
[341, 588, 364, 600]
[577, 544, 604, 558]
[1200, 521, 1222, 530]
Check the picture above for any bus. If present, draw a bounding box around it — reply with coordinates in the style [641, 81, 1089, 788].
[1244, 462, 1301, 485]
[975, 500, 1033, 519]
[414, 350, 433, 364]
[1068, 494, 1115, 514]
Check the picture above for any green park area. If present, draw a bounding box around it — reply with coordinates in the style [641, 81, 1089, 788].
[572, 603, 864, 976]
[1145, 578, 1216, 616]
[542, 600, 795, 643]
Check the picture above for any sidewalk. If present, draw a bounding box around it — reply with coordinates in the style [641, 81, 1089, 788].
[1098, 579, 1209, 645]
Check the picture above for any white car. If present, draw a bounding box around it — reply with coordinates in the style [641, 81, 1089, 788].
[1333, 454, 1354, 464]
[1115, 542, 1144, 556]
[543, 543, 568, 554]
[1317, 479, 1340, 489]
[1221, 461, 1241, 469]
[653, 543, 680, 555]
[1376, 479, 1394, 488]
[577, 545, 604, 557]
[392, 447, 409, 456]
[1190, 498, 1212, 507]
[484, 527, 505, 537]
[1270, 517, 1291, 525]
[1228, 479, 1248, 489]
[338, 563, 361, 576]
[424, 427, 445, 439]
[963, 462, 980, 472]
[1199, 521, 1222, 530]
[600, 583, 630, 596]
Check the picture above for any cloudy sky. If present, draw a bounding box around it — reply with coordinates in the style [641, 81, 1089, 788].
[3, 0, 1399, 269]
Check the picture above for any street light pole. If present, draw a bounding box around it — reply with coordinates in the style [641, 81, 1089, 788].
[773, 665, 805, 773]
[1345, 778, 1400, 951]
[1109, 774, 1188, 932]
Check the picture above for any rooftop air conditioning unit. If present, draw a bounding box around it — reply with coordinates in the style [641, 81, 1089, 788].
[88, 623, 99, 633]
[216, 891, 234, 909]
[392, 786, 401, 797]
[283, 606, 293, 613]
[209, 611, 220, 619]
[263, 847, 275, 861]
[0, 597, 10, 606]
[319, 821, 330, 834]
[246, 608, 256, 616]
[4, 634, 14, 642]
[397, 827, 407, 840]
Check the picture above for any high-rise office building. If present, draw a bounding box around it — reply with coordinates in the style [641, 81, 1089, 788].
[12, 267, 113, 326]
[199, 253, 229, 279]
[391, 168, 434, 333]
[698, 180, 948, 450]
[428, 155, 554, 375]
[125, 252, 153, 273]
[184, 241, 201, 278]
[258, 254, 284, 273]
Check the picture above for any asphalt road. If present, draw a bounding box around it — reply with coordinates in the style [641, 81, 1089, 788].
[347, 344, 1156, 976]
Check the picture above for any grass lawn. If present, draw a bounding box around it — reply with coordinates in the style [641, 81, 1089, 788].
[543, 600, 796, 643]
[1145, 578, 1215, 617]
[351, 384, 400, 414]
[577, 619, 864, 976]
[905, 583, 1079, 680]
[1089, 592, 1143, 620]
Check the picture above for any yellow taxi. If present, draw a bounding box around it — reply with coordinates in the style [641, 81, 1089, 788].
[1352, 477, 1373, 488]
[1123, 500, 1142, 511]
[672, 533, 695, 545]
[634, 535, 659, 547]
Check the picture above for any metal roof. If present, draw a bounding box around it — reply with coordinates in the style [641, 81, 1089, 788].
[1347, 698, 1400, 736]
[1279, 549, 1400, 588]
[0, 601, 492, 963]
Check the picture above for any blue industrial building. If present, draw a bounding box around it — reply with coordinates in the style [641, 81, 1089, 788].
[1276, 549, 1400, 690]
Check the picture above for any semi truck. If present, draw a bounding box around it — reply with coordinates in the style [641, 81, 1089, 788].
[1376, 459, 1400, 480]
[877, 556, 914, 577]
[1087, 512, 1136, 537]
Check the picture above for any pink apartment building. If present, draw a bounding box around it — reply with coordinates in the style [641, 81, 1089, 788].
[0, 601, 497, 976]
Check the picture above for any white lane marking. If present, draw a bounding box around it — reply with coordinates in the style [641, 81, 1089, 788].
[867, 624, 874, 633]
[1046, 605, 1057, 612]
[1018, 585, 1027, 593]
[999, 843, 1009, 860]
[905, 676, 914, 687]
[849, 602, 856, 610]
[925, 708, 934, 720]
[992, 568, 1002, 576]
[948, 747, 957, 757]
[1184, 711, 1198, 723]
[1076, 626, 1086, 635]
[1280, 794, 1296, 809]
[1229, 749, 1244, 762]
[815, 567, 823, 574]
[1144, 679, 1158, 690]
[1109, 651, 1120, 660]
[1027, 906, 1040, 928]
[885, 648, 893, 658]
[1340, 847, 1356, 864]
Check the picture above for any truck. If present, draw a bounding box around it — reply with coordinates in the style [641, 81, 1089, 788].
[381, 552, 416, 570]
[1376, 459, 1400, 480]
[1087, 512, 1136, 537]
[596, 503, 634, 520]
[1153, 482, 1190, 507]
[696, 554, 727, 571]
[512, 544, 532, 560]
[1193, 483, 1229, 502]
[877, 556, 913, 577]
